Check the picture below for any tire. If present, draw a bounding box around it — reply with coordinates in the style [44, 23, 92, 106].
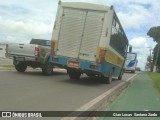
[68, 70, 81, 79]
[118, 76, 122, 80]
[103, 74, 112, 84]
[15, 63, 27, 72]
[42, 62, 53, 75]
[131, 70, 135, 73]
[42, 67, 53, 75]
[86, 73, 95, 77]
[107, 74, 112, 84]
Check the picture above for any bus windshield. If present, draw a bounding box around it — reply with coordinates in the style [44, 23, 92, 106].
[126, 53, 136, 61]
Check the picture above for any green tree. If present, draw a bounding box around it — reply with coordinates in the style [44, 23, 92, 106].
[147, 26, 160, 72]
[147, 26, 160, 42]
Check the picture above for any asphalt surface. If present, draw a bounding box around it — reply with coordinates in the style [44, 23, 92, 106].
[0, 68, 136, 120]
[0, 69, 135, 110]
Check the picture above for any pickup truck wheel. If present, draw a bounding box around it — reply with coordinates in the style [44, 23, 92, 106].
[42, 67, 53, 75]
[68, 70, 81, 79]
[15, 63, 27, 72]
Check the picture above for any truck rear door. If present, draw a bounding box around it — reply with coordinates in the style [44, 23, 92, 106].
[57, 7, 105, 62]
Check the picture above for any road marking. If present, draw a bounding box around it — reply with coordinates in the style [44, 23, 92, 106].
[61, 74, 137, 120]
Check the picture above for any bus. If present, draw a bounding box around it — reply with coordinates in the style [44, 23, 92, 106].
[125, 52, 137, 73]
[49, 1, 129, 84]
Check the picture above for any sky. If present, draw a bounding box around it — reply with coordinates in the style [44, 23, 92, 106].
[0, 0, 160, 70]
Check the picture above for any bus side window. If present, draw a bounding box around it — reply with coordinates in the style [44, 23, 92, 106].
[111, 17, 117, 35]
[110, 16, 127, 57]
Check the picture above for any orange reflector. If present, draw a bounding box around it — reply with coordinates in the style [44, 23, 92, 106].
[99, 49, 106, 64]
[50, 41, 56, 55]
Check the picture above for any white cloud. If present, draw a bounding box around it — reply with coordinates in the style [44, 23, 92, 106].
[130, 37, 149, 48]
[0, 18, 53, 43]
[0, 0, 160, 70]
[0, 0, 56, 43]
[129, 36, 157, 70]
[118, 12, 149, 29]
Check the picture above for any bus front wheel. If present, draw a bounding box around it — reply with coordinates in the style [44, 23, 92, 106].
[131, 70, 135, 73]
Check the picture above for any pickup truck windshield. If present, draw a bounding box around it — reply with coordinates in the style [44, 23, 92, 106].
[30, 39, 51, 46]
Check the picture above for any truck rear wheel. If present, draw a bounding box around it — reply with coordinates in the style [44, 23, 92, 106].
[118, 76, 122, 80]
[42, 63, 53, 75]
[42, 67, 53, 75]
[86, 73, 95, 77]
[107, 75, 112, 84]
[68, 70, 81, 79]
[103, 74, 112, 84]
[15, 63, 27, 72]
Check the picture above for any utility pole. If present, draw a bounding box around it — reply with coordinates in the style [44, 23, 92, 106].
[147, 47, 153, 71]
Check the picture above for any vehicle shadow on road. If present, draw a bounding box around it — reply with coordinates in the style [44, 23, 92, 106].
[18, 70, 67, 76]
[61, 76, 118, 86]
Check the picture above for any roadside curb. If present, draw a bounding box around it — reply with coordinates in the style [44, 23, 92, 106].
[61, 74, 137, 120]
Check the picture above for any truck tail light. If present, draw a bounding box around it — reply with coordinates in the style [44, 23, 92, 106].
[34, 47, 39, 56]
[5, 44, 8, 51]
[53, 56, 59, 62]
[99, 49, 106, 64]
[50, 41, 56, 55]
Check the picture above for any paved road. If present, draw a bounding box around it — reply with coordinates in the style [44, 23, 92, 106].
[0, 69, 136, 110]
[0, 69, 136, 119]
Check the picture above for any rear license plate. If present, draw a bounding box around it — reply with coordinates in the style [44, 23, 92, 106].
[68, 61, 80, 68]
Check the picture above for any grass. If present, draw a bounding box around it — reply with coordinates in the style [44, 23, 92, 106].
[147, 72, 160, 92]
[0, 65, 14, 70]
[0, 65, 14, 68]
[0, 65, 33, 69]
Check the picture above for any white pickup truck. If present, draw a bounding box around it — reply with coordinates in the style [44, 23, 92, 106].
[5, 39, 53, 75]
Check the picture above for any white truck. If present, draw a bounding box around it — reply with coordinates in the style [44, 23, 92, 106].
[49, 2, 128, 83]
[5, 39, 54, 75]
